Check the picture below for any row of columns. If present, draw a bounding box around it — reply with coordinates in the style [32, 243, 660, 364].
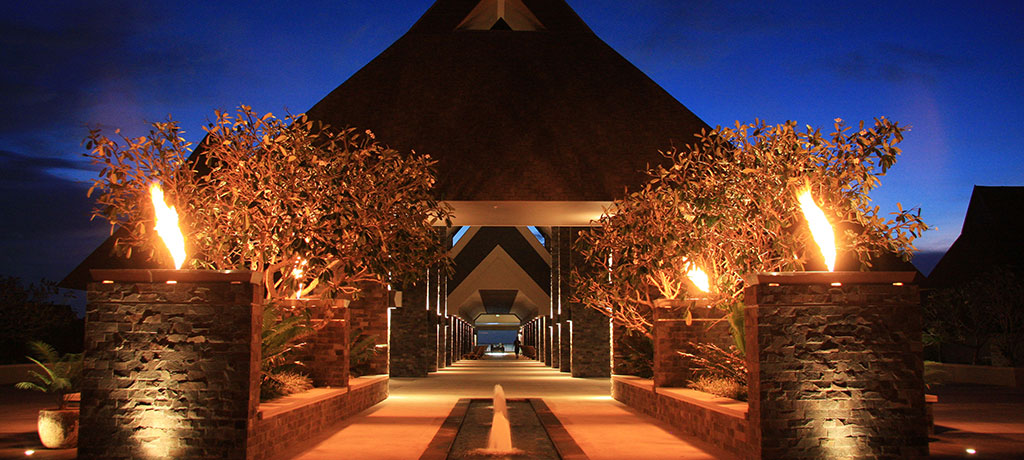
[389, 228, 476, 377]
[521, 227, 611, 378]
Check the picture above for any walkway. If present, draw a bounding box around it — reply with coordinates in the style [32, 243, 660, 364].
[286, 356, 734, 460]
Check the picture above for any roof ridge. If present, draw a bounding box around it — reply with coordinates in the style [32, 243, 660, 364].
[408, 0, 592, 34]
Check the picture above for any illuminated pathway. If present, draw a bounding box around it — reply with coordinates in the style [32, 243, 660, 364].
[288, 357, 734, 460]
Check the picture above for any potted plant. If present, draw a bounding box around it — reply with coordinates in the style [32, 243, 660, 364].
[15, 341, 83, 449]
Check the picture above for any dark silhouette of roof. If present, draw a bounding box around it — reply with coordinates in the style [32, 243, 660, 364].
[61, 0, 709, 289]
[927, 186, 1024, 287]
[303, 0, 710, 201]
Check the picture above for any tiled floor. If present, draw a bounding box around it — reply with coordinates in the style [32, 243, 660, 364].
[287, 357, 733, 460]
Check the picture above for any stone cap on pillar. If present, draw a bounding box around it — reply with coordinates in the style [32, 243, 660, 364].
[90, 268, 263, 284]
[742, 271, 918, 287]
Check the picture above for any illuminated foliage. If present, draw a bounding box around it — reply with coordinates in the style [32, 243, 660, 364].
[86, 106, 451, 300]
[576, 118, 928, 339]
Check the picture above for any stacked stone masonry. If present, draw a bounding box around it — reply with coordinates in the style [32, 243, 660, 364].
[82, 279, 261, 460]
[744, 279, 928, 459]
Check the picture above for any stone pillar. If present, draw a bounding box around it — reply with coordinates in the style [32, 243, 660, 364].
[652, 299, 730, 387]
[744, 272, 927, 459]
[556, 228, 572, 372]
[543, 317, 552, 366]
[82, 270, 261, 460]
[567, 226, 610, 378]
[611, 321, 629, 375]
[437, 314, 447, 370]
[348, 282, 390, 376]
[425, 268, 439, 373]
[390, 282, 429, 378]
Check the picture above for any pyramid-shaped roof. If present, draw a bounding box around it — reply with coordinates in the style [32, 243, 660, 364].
[927, 186, 1024, 287]
[304, 0, 710, 201]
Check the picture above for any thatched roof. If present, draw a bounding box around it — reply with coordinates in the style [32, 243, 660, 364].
[61, 0, 709, 289]
[304, 0, 710, 201]
[927, 186, 1024, 287]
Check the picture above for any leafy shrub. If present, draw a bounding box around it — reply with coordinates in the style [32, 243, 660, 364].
[0, 277, 83, 364]
[349, 332, 382, 378]
[617, 330, 653, 378]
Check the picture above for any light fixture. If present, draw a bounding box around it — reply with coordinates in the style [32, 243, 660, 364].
[966, 448, 977, 455]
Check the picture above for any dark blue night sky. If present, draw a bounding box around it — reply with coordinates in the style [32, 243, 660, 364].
[2, 0, 1022, 284]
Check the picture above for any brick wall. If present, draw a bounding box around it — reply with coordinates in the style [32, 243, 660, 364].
[744, 273, 928, 459]
[390, 282, 429, 377]
[348, 283, 390, 376]
[248, 376, 388, 460]
[281, 299, 349, 387]
[612, 376, 751, 459]
[571, 302, 611, 377]
[611, 321, 630, 375]
[653, 301, 732, 387]
[81, 273, 261, 460]
[567, 224, 610, 377]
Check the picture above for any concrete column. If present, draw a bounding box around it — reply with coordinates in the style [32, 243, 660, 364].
[744, 272, 927, 459]
[82, 270, 261, 460]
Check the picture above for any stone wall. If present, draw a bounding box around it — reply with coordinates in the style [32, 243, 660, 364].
[653, 301, 732, 388]
[248, 376, 388, 460]
[348, 283, 390, 376]
[744, 273, 928, 459]
[81, 272, 261, 460]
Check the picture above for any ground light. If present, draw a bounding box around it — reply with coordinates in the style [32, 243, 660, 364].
[24, 450, 34, 456]
[966, 448, 977, 454]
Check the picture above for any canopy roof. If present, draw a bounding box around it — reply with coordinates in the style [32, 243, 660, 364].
[304, 0, 710, 201]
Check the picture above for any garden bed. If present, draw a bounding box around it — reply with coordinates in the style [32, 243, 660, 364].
[928, 362, 1024, 387]
[612, 375, 751, 459]
[248, 375, 389, 460]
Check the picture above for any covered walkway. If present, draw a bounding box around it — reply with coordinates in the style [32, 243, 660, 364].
[286, 357, 734, 460]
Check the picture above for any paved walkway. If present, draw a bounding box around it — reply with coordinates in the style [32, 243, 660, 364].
[287, 356, 733, 460]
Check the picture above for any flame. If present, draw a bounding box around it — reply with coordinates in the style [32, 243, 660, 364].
[149, 184, 187, 269]
[293, 259, 308, 299]
[797, 188, 836, 272]
[686, 265, 710, 293]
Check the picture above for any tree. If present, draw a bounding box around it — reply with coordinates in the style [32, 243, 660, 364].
[925, 266, 1024, 365]
[576, 118, 928, 344]
[0, 277, 83, 364]
[85, 106, 451, 300]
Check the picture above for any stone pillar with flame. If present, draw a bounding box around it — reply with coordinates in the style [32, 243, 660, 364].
[80, 186, 263, 459]
[742, 190, 927, 459]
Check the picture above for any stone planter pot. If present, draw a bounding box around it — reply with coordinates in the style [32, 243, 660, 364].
[38, 408, 78, 449]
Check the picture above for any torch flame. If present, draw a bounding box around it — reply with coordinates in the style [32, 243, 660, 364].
[686, 266, 711, 293]
[149, 184, 187, 269]
[797, 188, 836, 272]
